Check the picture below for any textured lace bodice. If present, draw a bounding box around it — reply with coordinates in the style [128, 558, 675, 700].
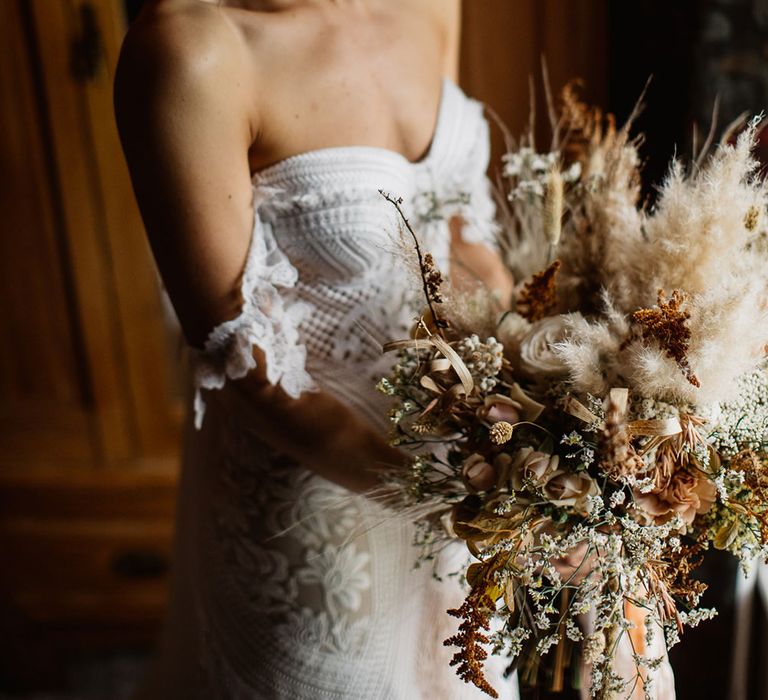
[192, 79, 497, 429]
[142, 79, 518, 700]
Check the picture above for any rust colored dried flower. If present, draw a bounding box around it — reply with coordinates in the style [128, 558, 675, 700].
[516, 260, 561, 322]
[632, 289, 700, 387]
[649, 537, 708, 613]
[422, 252, 444, 304]
[489, 421, 514, 445]
[445, 579, 499, 698]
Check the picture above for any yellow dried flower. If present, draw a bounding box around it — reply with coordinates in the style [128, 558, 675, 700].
[411, 420, 435, 435]
[489, 421, 514, 445]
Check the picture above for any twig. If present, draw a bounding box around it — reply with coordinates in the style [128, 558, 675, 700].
[694, 94, 720, 170]
[528, 74, 537, 149]
[541, 55, 561, 151]
[720, 110, 751, 146]
[619, 75, 653, 141]
[378, 190, 447, 334]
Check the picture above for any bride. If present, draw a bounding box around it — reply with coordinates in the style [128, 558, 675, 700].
[115, 0, 516, 698]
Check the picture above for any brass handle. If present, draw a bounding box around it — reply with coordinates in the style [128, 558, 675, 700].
[70, 2, 103, 82]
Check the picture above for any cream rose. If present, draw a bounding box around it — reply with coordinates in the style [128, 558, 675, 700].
[476, 394, 522, 424]
[462, 454, 496, 492]
[476, 386, 545, 427]
[519, 314, 578, 377]
[496, 311, 531, 347]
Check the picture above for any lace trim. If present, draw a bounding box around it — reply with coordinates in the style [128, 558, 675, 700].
[192, 185, 316, 429]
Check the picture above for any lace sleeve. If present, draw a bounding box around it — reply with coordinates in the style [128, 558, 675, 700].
[412, 95, 500, 247]
[192, 185, 316, 429]
[443, 98, 499, 246]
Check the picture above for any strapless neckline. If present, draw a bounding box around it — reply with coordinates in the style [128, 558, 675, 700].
[252, 77, 456, 181]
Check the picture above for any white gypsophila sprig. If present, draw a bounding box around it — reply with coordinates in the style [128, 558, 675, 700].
[706, 364, 768, 456]
[490, 626, 531, 660]
[504, 148, 581, 201]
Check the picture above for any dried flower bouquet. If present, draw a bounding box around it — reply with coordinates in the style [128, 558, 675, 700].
[376, 86, 768, 699]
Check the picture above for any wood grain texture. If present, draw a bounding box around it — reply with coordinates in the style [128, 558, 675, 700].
[0, 0, 95, 465]
[460, 0, 608, 171]
[0, 2, 184, 683]
[77, 0, 184, 456]
[29, 0, 135, 462]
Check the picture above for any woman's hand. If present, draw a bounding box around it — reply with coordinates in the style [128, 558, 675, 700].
[228, 356, 408, 493]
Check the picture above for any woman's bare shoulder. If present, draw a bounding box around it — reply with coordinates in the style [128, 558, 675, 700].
[117, 1, 253, 106]
[419, 0, 461, 78]
[114, 0, 260, 159]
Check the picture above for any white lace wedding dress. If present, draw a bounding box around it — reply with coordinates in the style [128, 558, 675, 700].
[138, 78, 519, 700]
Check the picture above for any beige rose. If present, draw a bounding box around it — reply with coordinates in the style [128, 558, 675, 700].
[462, 454, 496, 492]
[462, 453, 514, 493]
[634, 469, 717, 526]
[519, 314, 578, 377]
[476, 386, 545, 428]
[510, 447, 560, 490]
[541, 470, 599, 512]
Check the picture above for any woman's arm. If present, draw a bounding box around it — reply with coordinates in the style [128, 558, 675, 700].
[115, 6, 402, 492]
[449, 219, 514, 305]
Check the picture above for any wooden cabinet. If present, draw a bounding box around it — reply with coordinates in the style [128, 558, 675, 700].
[0, 0, 181, 688]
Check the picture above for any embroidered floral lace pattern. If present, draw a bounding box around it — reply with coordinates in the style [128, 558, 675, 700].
[142, 79, 518, 700]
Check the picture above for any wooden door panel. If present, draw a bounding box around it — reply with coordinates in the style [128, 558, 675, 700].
[0, 3, 182, 681]
[79, 0, 184, 456]
[28, 0, 137, 463]
[0, 0, 95, 463]
[2, 517, 173, 623]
